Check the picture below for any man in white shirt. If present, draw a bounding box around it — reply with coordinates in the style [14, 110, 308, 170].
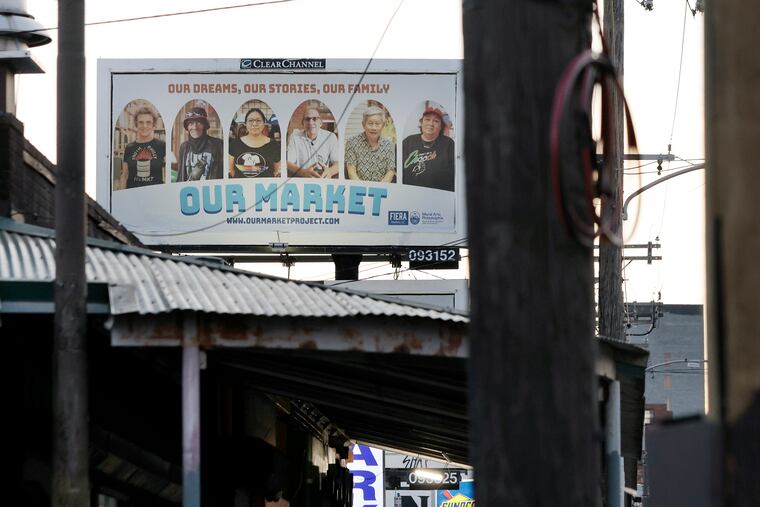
[286, 107, 339, 178]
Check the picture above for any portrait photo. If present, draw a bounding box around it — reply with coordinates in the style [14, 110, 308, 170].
[228, 99, 281, 179]
[286, 100, 339, 179]
[343, 101, 397, 183]
[401, 100, 455, 192]
[170, 99, 224, 182]
[112, 99, 166, 191]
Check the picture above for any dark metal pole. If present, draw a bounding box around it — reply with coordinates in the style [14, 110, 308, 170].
[53, 0, 88, 505]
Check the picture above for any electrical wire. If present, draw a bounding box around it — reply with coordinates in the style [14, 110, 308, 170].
[623, 162, 703, 176]
[0, 1, 298, 36]
[24, 1, 469, 265]
[654, 0, 692, 244]
[668, 0, 689, 148]
[294, 236, 468, 281]
[329, 254, 470, 287]
[124, 0, 407, 238]
[621, 258, 632, 328]
[621, 160, 658, 172]
[648, 369, 707, 375]
[298, 237, 469, 282]
[674, 155, 704, 166]
[684, 0, 700, 16]
[550, 0, 640, 248]
[655, 171, 670, 240]
[414, 269, 446, 280]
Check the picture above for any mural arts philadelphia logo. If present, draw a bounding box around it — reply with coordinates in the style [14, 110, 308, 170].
[387, 211, 426, 226]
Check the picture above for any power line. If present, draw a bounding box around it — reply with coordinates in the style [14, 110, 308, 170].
[674, 155, 704, 165]
[307, 243, 470, 285]
[329, 253, 470, 287]
[298, 237, 470, 281]
[621, 160, 658, 172]
[128, 0, 407, 239]
[1, 1, 297, 36]
[623, 162, 703, 175]
[23, 0, 471, 274]
[668, 0, 689, 147]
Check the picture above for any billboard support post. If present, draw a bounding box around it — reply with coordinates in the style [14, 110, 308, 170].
[333, 254, 362, 280]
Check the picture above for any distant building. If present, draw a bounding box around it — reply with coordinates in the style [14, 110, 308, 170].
[628, 304, 706, 418]
[627, 304, 705, 505]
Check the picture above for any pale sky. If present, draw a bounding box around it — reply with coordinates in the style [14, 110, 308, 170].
[15, 0, 704, 303]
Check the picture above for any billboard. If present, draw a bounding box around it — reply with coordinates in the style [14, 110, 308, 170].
[97, 59, 466, 252]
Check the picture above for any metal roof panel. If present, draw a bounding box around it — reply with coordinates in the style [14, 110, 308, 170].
[0, 221, 469, 323]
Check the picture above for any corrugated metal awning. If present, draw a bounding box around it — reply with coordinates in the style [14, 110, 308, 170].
[0, 217, 471, 464]
[0, 218, 467, 323]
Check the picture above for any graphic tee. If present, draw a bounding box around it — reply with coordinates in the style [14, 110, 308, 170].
[123, 139, 165, 188]
[176, 135, 224, 182]
[402, 134, 455, 192]
[229, 138, 281, 178]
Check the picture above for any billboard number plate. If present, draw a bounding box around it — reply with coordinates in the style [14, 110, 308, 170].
[407, 247, 460, 270]
[385, 468, 464, 490]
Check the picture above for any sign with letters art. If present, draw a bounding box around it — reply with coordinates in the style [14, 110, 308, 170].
[97, 59, 465, 251]
[348, 444, 384, 507]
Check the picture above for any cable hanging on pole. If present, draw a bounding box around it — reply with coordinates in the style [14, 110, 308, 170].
[549, 0, 640, 248]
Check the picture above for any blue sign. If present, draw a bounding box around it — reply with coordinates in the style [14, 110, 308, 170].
[437, 481, 474, 507]
[388, 210, 409, 225]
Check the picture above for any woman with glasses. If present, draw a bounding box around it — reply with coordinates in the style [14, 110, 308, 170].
[229, 107, 281, 178]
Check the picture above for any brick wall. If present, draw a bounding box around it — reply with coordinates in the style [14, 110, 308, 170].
[0, 113, 143, 246]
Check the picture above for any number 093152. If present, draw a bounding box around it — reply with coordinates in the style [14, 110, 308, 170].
[406, 248, 459, 263]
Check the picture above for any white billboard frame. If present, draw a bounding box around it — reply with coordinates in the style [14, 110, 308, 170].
[96, 58, 466, 253]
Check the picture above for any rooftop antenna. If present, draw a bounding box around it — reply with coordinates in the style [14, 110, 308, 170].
[0, 0, 51, 113]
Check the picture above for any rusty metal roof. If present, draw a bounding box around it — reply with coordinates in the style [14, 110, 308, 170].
[0, 219, 468, 323]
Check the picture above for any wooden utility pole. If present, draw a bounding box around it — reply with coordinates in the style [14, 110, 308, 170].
[705, 0, 760, 504]
[464, 0, 598, 505]
[598, 0, 625, 342]
[53, 0, 88, 505]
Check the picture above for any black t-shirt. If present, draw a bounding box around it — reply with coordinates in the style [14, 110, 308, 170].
[177, 135, 224, 182]
[123, 139, 165, 188]
[229, 137, 281, 178]
[402, 134, 455, 191]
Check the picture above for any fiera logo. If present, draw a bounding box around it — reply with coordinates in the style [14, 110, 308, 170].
[388, 210, 409, 225]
